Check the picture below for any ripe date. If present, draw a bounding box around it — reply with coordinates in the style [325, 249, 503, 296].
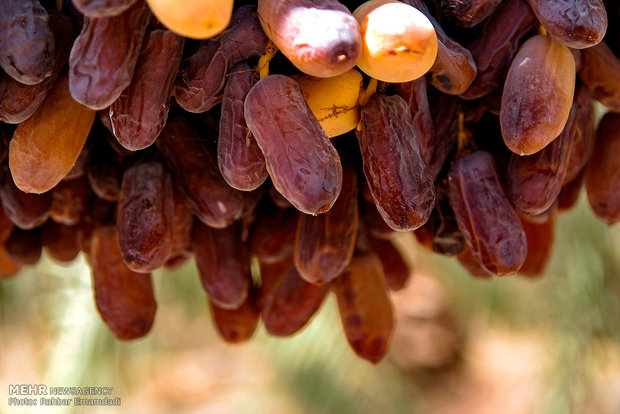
[448, 151, 527, 275]
[110, 29, 184, 151]
[244, 75, 343, 215]
[218, 62, 267, 191]
[192, 221, 250, 310]
[294, 165, 358, 285]
[117, 162, 175, 273]
[357, 94, 435, 231]
[68, 0, 151, 110]
[90, 225, 157, 340]
[334, 253, 394, 364]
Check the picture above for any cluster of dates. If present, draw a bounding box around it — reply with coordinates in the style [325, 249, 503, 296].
[0, 0, 618, 363]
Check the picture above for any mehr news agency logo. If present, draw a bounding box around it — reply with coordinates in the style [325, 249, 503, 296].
[7, 384, 120, 407]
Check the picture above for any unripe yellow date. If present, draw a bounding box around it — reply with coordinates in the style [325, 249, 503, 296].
[354, 0, 438, 83]
[292, 69, 363, 138]
[146, 0, 233, 39]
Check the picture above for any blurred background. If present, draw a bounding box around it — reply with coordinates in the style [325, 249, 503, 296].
[1, 192, 620, 414]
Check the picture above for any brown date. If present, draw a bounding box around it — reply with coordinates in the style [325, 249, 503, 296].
[9, 76, 95, 194]
[448, 151, 527, 275]
[157, 116, 244, 228]
[110, 29, 184, 151]
[192, 221, 250, 310]
[294, 165, 358, 285]
[461, 0, 538, 100]
[579, 41, 620, 112]
[519, 216, 554, 278]
[526, 0, 607, 49]
[500, 34, 575, 155]
[261, 261, 329, 337]
[174, 38, 226, 113]
[334, 253, 394, 364]
[506, 103, 577, 216]
[68, 0, 151, 110]
[218, 62, 267, 191]
[585, 113, 620, 224]
[210, 288, 260, 343]
[0, 11, 73, 124]
[117, 162, 174, 273]
[90, 225, 157, 341]
[357, 94, 435, 231]
[244, 75, 343, 215]
[0, 0, 54, 85]
[428, 35, 478, 96]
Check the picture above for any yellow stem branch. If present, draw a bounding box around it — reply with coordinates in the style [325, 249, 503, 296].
[258, 40, 278, 79]
[358, 77, 378, 107]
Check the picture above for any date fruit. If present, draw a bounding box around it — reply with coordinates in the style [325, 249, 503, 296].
[585, 113, 620, 224]
[218, 62, 267, 191]
[261, 261, 329, 336]
[110, 29, 184, 151]
[9, 77, 95, 194]
[90, 225, 157, 340]
[334, 253, 394, 363]
[244, 75, 343, 215]
[357, 94, 435, 231]
[500, 34, 575, 155]
[354, 0, 437, 83]
[294, 165, 358, 285]
[192, 221, 250, 310]
[448, 151, 527, 275]
[258, 0, 362, 77]
[526, 0, 607, 49]
[0, 0, 54, 85]
[117, 162, 175, 273]
[68, 1, 151, 110]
